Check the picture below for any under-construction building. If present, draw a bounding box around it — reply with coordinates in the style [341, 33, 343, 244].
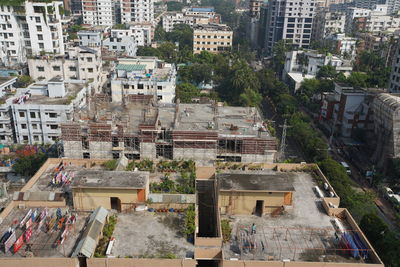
[61, 96, 277, 163]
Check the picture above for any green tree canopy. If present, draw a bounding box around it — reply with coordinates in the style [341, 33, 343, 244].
[13, 153, 48, 177]
[176, 83, 200, 103]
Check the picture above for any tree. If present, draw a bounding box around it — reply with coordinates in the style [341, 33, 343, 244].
[154, 24, 167, 42]
[239, 88, 262, 107]
[272, 40, 290, 74]
[360, 213, 388, 244]
[167, 1, 184, 11]
[317, 65, 338, 79]
[157, 42, 178, 62]
[16, 75, 33, 88]
[137, 46, 161, 57]
[13, 153, 48, 177]
[176, 83, 200, 103]
[166, 24, 193, 49]
[346, 72, 369, 88]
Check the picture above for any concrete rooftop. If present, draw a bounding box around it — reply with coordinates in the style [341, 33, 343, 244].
[111, 212, 194, 258]
[221, 172, 372, 264]
[218, 172, 295, 192]
[0, 207, 89, 258]
[71, 169, 148, 189]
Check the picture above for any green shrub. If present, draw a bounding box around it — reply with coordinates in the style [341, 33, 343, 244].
[183, 204, 195, 239]
[221, 219, 232, 242]
[103, 160, 118, 171]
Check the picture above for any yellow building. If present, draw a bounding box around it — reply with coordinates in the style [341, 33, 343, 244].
[218, 172, 294, 215]
[193, 23, 233, 54]
[71, 169, 149, 211]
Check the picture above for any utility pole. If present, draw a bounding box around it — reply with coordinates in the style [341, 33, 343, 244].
[278, 119, 291, 162]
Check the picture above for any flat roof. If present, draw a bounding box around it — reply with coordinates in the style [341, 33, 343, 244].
[222, 171, 375, 263]
[71, 169, 148, 189]
[218, 172, 295, 192]
[116, 64, 146, 72]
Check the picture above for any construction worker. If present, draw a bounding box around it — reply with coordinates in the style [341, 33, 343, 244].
[251, 223, 256, 235]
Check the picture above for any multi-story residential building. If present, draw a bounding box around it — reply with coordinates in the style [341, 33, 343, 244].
[320, 82, 377, 138]
[365, 13, 400, 33]
[103, 36, 137, 56]
[162, 7, 221, 32]
[263, 0, 316, 54]
[78, 31, 102, 47]
[27, 46, 103, 92]
[389, 40, 400, 92]
[0, 1, 65, 67]
[327, 33, 357, 59]
[120, 0, 154, 24]
[82, 0, 116, 26]
[386, 0, 400, 14]
[109, 23, 153, 46]
[312, 10, 346, 40]
[111, 57, 176, 103]
[345, 7, 371, 34]
[283, 50, 353, 90]
[248, 0, 262, 48]
[193, 24, 233, 54]
[0, 78, 88, 144]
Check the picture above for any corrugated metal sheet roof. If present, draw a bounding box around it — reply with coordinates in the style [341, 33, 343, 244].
[116, 64, 146, 72]
[72, 207, 108, 258]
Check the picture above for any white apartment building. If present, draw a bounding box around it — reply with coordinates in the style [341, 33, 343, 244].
[82, 0, 115, 26]
[283, 50, 353, 90]
[193, 24, 233, 54]
[312, 11, 346, 40]
[0, 1, 65, 67]
[28, 46, 103, 92]
[78, 31, 102, 47]
[264, 0, 316, 54]
[120, 0, 154, 24]
[103, 36, 137, 56]
[0, 78, 88, 144]
[111, 57, 176, 103]
[162, 7, 220, 32]
[365, 14, 400, 33]
[110, 23, 153, 46]
[327, 33, 357, 59]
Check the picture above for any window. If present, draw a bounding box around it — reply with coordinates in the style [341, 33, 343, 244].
[87, 57, 93, 62]
[33, 135, 39, 141]
[157, 95, 163, 100]
[39, 43, 44, 49]
[49, 125, 58, 130]
[0, 124, 3, 128]
[69, 66, 76, 71]
[21, 124, 27, 129]
[157, 86, 162, 90]
[124, 84, 129, 89]
[83, 152, 90, 159]
[88, 68, 93, 73]
[48, 113, 57, 118]
[19, 112, 25, 117]
[36, 26, 42, 31]
[37, 34, 43, 40]
[35, 17, 40, 23]
[0, 136, 5, 140]
[37, 66, 44, 72]
[23, 136, 29, 141]
[32, 124, 38, 129]
[53, 66, 61, 71]
[138, 84, 144, 89]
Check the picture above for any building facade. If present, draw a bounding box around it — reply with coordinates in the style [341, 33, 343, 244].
[82, 0, 116, 26]
[0, 1, 65, 67]
[263, 0, 316, 54]
[27, 46, 103, 92]
[312, 10, 346, 40]
[120, 0, 154, 24]
[78, 31, 102, 47]
[0, 79, 88, 144]
[389, 40, 400, 92]
[193, 24, 233, 54]
[111, 57, 176, 103]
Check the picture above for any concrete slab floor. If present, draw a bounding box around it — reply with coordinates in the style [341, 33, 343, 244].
[111, 212, 194, 258]
[221, 172, 369, 264]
